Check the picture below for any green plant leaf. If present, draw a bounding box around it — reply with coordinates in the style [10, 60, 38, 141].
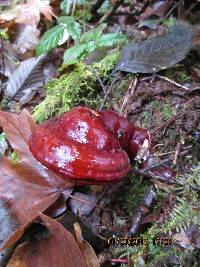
[58, 16, 81, 41]
[85, 41, 97, 53]
[80, 24, 106, 43]
[36, 25, 65, 56]
[63, 43, 87, 64]
[60, 0, 73, 14]
[60, 0, 86, 15]
[99, 33, 127, 47]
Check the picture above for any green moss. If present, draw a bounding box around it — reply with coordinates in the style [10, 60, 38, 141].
[112, 224, 196, 267]
[162, 102, 174, 120]
[33, 51, 119, 123]
[92, 50, 120, 77]
[163, 63, 191, 83]
[122, 164, 149, 215]
[140, 99, 174, 128]
[141, 110, 149, 128]
[113, 166, 200, 266]
[11, 150, 20, 163]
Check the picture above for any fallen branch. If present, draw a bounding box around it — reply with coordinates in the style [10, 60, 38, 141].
[129, 186, 157, 236]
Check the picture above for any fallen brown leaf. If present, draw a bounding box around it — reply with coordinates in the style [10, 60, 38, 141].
[0, 110, 73, 250]
[140, 0, 173, 20]
[74, 223, 100, 267]
[0, 0, 55, 27]
[117, 20, 195, 74]
[7, 214, 87, 267]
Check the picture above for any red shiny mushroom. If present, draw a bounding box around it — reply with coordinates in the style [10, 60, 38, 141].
[29, 107, 131, 184]
[99, 111, 151, 161]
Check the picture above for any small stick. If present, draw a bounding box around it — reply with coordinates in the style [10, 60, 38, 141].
[151, 110, 187, 135]
[173, 142, 181, 165]
[184, 1, 200, 19]
[92, 69, 107, 95]
[129, 186, 156, 236]
[68, 193, 112, 212]
[111, 258, 128, 264]
[119, 77, 138, 117]
[155, 74, 199, 92]
[141, 159, 171, 173]
[96, 0, 123, 25]
[90, 0, 105, 14]
[99, 72, 122, 111]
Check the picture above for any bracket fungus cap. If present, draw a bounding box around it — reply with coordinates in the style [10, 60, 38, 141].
[29, 107, 131, 184]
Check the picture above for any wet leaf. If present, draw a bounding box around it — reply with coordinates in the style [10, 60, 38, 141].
[5, 55, 45, 98]
[0, 110, 73, 250]
[116, 21, 195, 74]
[7, 214, 87, 267]
[57, 16, 81, 41]
[98, 33, 127, 47]
[140, 0, 173, 20]
[0, 40, 19, 78]
[69, 192, 97, 218]
[0, 133, 8, 157]
[0, 0, 54, 27]
[36, 25, 67, 56]
[63, 43, 87, 64]
[14, 24, 39, 55]
[74, 223, 100, 267]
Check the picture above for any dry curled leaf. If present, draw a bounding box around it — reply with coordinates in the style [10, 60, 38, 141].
[7, 214, 87, 267]
[0, 0, 55, 27]
[13, 24, 40, 55]
[0, 110, 73, 250]
[116, 20, 195, 74]
[140, 0, 173, 20]
[74, 223, 100, 267]
[5, 56, 45, 98]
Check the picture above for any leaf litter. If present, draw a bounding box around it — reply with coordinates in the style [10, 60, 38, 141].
[7, 214, 87, 267]
[116, 20, 196, 74]
[0, 0, 200, 266]
[0, 109, 73, 250]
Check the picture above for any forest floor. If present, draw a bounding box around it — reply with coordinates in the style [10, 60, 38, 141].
[0, 1, 200, 266]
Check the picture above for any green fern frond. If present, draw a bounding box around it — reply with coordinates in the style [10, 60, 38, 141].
[161, 164, 200, 234]
[175, 164, 200, 193]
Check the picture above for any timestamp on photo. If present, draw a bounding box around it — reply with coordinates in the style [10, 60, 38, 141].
[107, 236, 173, 246]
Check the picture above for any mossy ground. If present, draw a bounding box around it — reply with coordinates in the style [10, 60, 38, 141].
[33, 51, 120, 122]
[32, 47, 200, 267]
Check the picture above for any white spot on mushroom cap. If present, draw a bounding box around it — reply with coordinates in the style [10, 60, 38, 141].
[136, 139, 150, 161]
[68, 121, 89, 144]
[97, 137, 106, 149]
[53, 145, 79, 168]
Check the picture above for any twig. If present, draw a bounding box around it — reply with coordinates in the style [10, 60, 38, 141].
[92, 69, 107, 95]
[173, 142, 181, 165]
[134, 0, 183, 26]
[161, 0, 184, 21]
[141, 159, 172, 173]
[184, 1, 200, 19]
[0, 38, 5, 99]
[161, 110, 200, 136]
[99, 72, 122, 111]
[71, 0, 76, 16]
[90, 0, 105, 14]
[129, 186, 156, 236]
[68, 193, 112, 212]
[111, 258, 128, 264]
[151, 110, 188, 135]
[96, 0, 123, 25]
[155, 74, 199, 92]
[119, 77, 138, 117]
